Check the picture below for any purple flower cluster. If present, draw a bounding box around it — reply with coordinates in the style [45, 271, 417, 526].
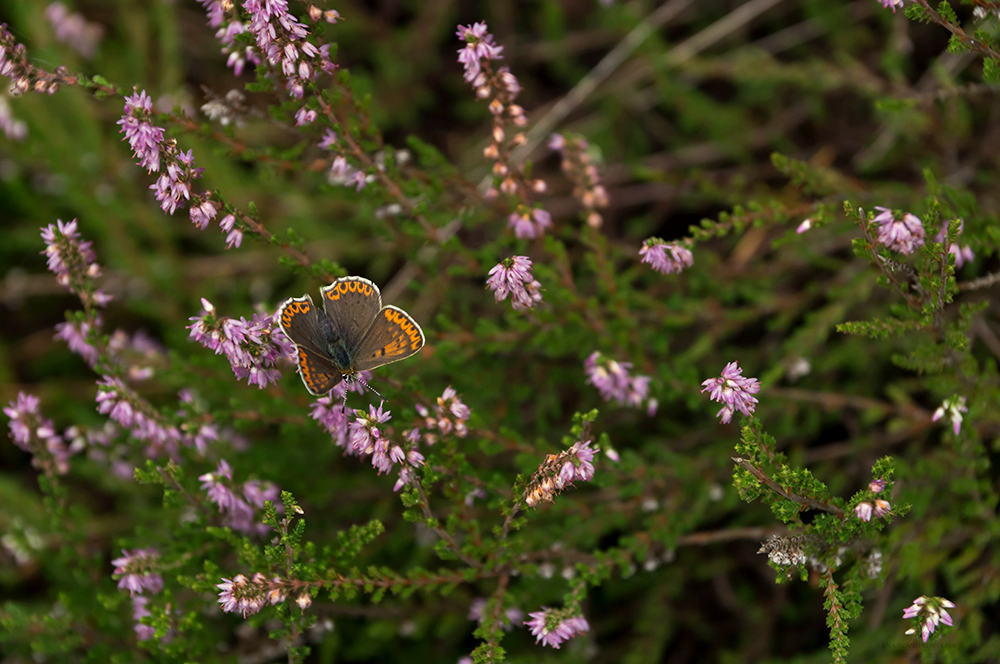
[41, 218, 112, 306]
[933, 220, 974, 268]
[549, 133, 609, 228]
[187, 298, 295, 389]
[854, 498, 892, 522]
[117, 89, 165, 173]
[524, 440, 599, 508]
[111, 548, 166, 641]
[310, 378, 369, 449]
[456, 22, 504, 85]
[112, 548, 164, 596]
[4, 392, 72, 476]
[507, 206, 552, 240]
[639, 238, 694, 275]
[239, 0, 335, 100]
[199, 459, 281, 536]
[46, 2, 103, 59]
[486, 256, 543, 311]
[217, 572, 287, 618]
[349, 403, 422, 477]
[584, 351, 656, 414]
[524, 608, 590, 649]
[932, 395, 967, 435]
[903, 596, 955, 643]
[881, 0, 905, 11]
[96, 377, 220, 457]
[198, 1, 260, 77]
[872, 207, 925, 255]
[701, 361, 761, 424]
[415, 386, 472, 443]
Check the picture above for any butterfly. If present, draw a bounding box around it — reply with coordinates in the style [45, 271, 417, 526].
[277, 276, 424, 396]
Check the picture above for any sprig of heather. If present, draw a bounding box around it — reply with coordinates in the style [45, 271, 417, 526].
[639, 238, 694, 275]
[457, 23, 550, 239]
[0, 22, 82, 97]
[187, 298, 295, 389]
[414, 386, 472, 444]
[486, 255, 543, 311]
[199, 459, 280, 536]
[4, 392, 73, 478]
[348, 403, 426, 481]
[584, 351, 656, 414]
[903, 595, 955, 643]
[523, 440, 598, 508]
[548, 133, 609, 228]
[524, 607, 590, 649]
[701, 361, 761, 424]
[96, 378, 222, 458]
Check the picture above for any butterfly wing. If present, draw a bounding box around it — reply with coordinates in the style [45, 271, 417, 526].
[277, 294, 344, 395]
[320, 277, 384, 354]
[352, 305, 425, 372]
[294, 345, 344, 396]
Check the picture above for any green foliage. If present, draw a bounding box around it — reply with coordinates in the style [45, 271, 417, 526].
[2, 2, 999, 663]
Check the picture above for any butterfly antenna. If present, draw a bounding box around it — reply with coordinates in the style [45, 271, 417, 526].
[356, 374, 384, 402]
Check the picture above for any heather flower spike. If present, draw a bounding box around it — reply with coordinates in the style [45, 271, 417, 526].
[524, 607, 590, 648]
[640, 238, 694, 275]
[932, 396, 967, 436]
[872, 207, 925, 255]
[584, 352, 655, 414]
[523, 439, 599, 507]
[701, 362, 761, 424]
[487, 256, 543, 311]
[903, 596, 955, 643]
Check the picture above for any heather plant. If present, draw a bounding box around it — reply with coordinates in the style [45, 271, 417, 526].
[2, 2, 999, 663]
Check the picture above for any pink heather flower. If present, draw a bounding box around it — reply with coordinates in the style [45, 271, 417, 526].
[869, 478, 886, 493]
[456, 22, 504, 83]
[188, 198, 217, 230]
[0, 95, 28, 140]
[508, 207, 552, 239]
[933, 219, 974, 268]
[701, 362, 761, 424]
[55, 319, 101, 366]
[187, 299, 294, 389]
[903, 596, 955, 643]
[932, 396, 967, 436]
[854, 502, 873, 522]
[199, 460, 279, 536]
[415, 386, 472, 443]
[524, 440, 601, 507]
[872, 498, 892, 518]
[796, 218, 812, 233]
[96, 376, 218, 458]
[524, 608, 590, 649]
[46, 2, 103, 58]
[639, 239, 694, 275]
[117, 89, 164, 173]
[584, 351, 655, 412]
[882, 0, 905, 11]
[350, 403, 401, 474]
[111, 548, 164, 596]
[217, 574, 269, 618]
[151, 148, 204, 216]
[549, 133, 609, 227]
[40, 218, 111, 306]
[131, 596, 156, 641]
[486, 256, 543, 311]
[294, 106, 317, 125]
[872, 207, 925, 255]
[329, 155, 368, 191]
[4, 391, 72, 475]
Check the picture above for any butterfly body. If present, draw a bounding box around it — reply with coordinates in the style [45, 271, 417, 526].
[277, 276, 424, 396]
